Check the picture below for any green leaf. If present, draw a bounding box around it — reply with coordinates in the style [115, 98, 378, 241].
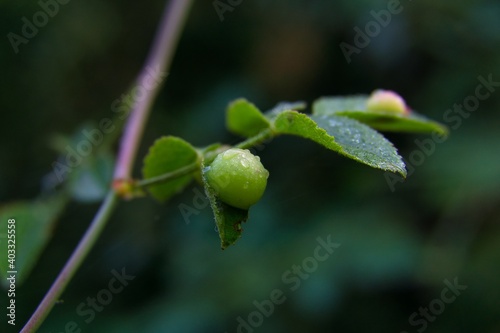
[201, 161, 248, 250]
[313, 96, 449, 135]
[142, 136, 199, 201]
[226, 98, 271, 137]
[0, 196, 67, 286]
[265, 101, 307, 118]
[273, 111, 407, 177]
[313, 95, 368, 113]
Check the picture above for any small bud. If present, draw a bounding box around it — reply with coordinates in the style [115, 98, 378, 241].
[366, 89, 409, 115]
[204, 148, 269, 209]
[113, 179, 144, 200]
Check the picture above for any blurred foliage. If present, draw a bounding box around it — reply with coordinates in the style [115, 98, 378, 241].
[1, 0, 499, 332]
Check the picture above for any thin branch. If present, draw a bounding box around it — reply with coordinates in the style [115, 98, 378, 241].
[234, 128, 275, 150]
[20, 192, 119, 333]
[114, 0, 193, 180]
[136, 162, 198, 188]
[20, 1, 193, 331]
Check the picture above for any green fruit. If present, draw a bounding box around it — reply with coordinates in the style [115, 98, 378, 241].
[366, 89, 409, 115]
[205, 148, 269, 209]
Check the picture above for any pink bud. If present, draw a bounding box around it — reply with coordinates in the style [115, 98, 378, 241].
[366, 90, 409, 115]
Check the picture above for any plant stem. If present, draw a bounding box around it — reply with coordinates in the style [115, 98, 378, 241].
[135, 130, 276, 187]
[20, 192, 119, 333]
[20, 1, 193, 331]
[114, 0, 193, 181]
[136, 162, 199, 188]
[234, 128, 275, 150]
[134, 130, 276, 189]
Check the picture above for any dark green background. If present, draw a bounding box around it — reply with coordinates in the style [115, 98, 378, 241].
[1, 0, 499, 332]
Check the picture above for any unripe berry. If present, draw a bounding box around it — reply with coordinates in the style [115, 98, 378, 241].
[366, 89, 409, 115]
[205, 148, 269, 209]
